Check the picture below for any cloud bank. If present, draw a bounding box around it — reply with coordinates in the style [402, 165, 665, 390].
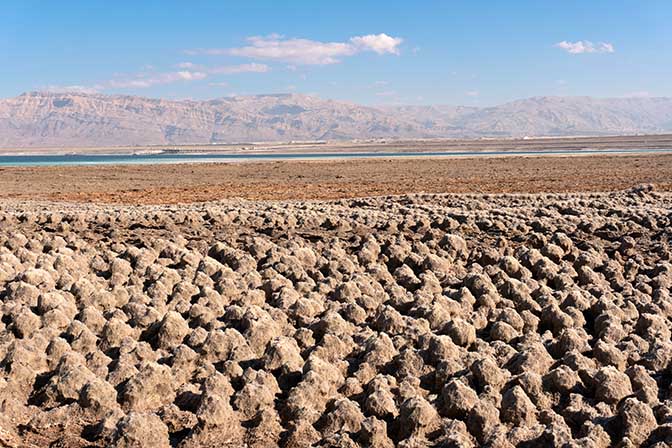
[208, 63, 270, 74]
[107, 71, 208, 89]
[43, 33, 402, 93]
[554, 40, 615, 54]
[189, 33, 404, 65]
[46, 63, 271, 93]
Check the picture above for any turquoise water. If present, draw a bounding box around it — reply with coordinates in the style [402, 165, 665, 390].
[0, 148, 669, 167]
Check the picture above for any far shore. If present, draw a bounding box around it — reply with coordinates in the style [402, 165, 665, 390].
[1, 133, 672, 156]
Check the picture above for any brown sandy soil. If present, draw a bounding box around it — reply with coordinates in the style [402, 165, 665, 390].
[0, 154, 671, 204]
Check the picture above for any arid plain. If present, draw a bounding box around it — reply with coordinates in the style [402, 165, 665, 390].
[1, 141, 672, 446]
[0, 153, 671, 204]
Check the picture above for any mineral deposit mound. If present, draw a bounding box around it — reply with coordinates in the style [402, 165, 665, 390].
[1, 186, 672, 447]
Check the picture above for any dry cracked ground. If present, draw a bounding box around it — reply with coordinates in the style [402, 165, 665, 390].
[1, 186, 672, 447]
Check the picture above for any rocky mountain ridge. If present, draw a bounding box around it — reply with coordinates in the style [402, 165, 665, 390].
[1, 91, 671, 147]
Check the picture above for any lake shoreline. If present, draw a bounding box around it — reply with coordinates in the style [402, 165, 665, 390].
[1, 133, 671, 156]
[0, 147, 671, 167]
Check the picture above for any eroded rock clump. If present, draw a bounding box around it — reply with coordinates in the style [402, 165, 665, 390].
[1, 187, 672, 447]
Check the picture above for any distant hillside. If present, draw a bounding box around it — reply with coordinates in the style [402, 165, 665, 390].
[1, 92, 671, 147]
[449, 96, 672, 137]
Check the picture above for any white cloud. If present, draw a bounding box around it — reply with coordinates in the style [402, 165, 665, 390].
[554, 40, 615, 54]
[375, 91, 397, 97]
[228, 36, 354, 64]
[373, 80, 388, 86]
[59, 62, 270, 92]
[466, 90, 480, 97]
[43, 85, 102, 94]
[208, 81, 230, 87]
[208, 63, 270, 74]
[176, 71, 207, 81]
[188, 33, 403, 65]
[349, 33, 403, 55]
[107, 70, 208, 89]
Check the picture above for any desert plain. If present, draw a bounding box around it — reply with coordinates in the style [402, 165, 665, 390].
[0, 153, 671, 204]
[0, 147, 672, 447]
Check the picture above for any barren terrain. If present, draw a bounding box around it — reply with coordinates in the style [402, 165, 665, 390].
[0, 153, 671, 204]
[1, 186, 672, 446]
[0, 151, 671, 447]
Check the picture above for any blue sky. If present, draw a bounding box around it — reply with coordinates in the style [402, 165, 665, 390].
[1, 0, 670, 105]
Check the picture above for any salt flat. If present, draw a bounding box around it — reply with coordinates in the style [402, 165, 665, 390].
[1, 187, 671, 446]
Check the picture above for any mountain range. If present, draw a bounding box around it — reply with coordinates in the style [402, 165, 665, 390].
[1, 91, 672, 147]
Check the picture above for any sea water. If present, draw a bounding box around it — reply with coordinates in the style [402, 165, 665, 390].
[0, 148, 669, 167]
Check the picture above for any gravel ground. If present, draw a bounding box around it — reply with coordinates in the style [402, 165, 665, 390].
[1, 186, 672, 447]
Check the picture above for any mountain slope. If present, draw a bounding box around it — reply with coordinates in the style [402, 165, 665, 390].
[1, 92, 671, 147]
[0, 92, 431, 147]
[450, 96, 672, 137]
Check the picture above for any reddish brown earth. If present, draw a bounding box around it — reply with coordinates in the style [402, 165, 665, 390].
[0, 153, 670, 204]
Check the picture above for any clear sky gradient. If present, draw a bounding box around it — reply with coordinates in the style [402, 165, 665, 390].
[1, 0, 670, 105]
